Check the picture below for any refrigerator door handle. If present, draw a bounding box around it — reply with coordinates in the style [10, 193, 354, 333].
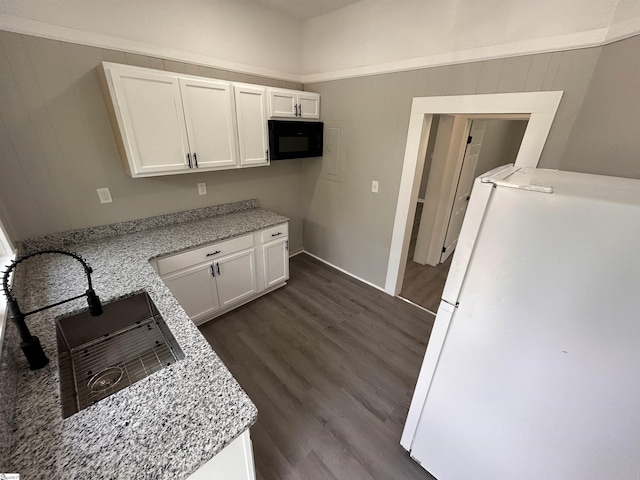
[490, 179, 554, 194]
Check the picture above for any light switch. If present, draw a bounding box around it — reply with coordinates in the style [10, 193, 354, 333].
[198, 183, 207, 195]
[97, 188, 112, 204]
[371, 180, 379, 193]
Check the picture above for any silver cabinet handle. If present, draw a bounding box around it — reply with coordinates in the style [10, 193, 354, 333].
[298, 103, 302, 116]
[210, 264, 215, 277]
[216, 263, 221, 276]
[206, 250, 221, 257]
[186, 153, 192, 168]
[193, 152, 198, 168]
[271, 232, 282, 237]
[294, 104, 298, 116]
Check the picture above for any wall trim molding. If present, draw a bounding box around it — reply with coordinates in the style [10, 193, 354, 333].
[2, 13, 639, 85]
[0, 14, 302, 83]
[302, 251, 390, 294]
[384, 91, 563, 296]
[302, 28, 610, 83]
[605, 16, 640, 45]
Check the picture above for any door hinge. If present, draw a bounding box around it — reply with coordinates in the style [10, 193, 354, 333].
[467, 135, 472, 144]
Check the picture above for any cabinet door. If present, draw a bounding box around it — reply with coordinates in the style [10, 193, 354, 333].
[262, 237, 289, 288]
[162, 263, 219, 322]
[108, 67, 190, 176]
[298, 92, 320, 119]
[188, 430, 255, 480]
[214, 248, 258, 308]
[268, 89, 297, 118]
[179, 78, 238, 170]
[233, 85, 269, 166]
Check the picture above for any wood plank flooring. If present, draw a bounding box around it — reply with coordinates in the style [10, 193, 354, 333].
[200, 253, 437, 480]
[400, 203, 453, 313]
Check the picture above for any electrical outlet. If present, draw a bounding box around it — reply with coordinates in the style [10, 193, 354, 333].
[197, 183, 207, 195]
[371, 180, 379, 193]
[96, 188, 112, 204]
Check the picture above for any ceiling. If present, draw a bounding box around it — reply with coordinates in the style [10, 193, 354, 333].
[251, 0, 361, 20]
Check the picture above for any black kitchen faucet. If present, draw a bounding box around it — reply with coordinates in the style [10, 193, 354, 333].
[2, 249, 103, 370]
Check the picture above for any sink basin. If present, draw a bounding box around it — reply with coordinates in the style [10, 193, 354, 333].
[56, 292, 184, 418]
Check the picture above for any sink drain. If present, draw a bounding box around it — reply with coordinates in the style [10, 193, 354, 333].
[88, 367, 124, 393]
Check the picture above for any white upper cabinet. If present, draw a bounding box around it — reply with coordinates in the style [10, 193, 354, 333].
[105, 67, 190, 176]
[298, 92, 320, 119]
[179, 78, 238, 170]
[100, 63, 318, 177]
[234, 84, 269, 166]
[269, 89, 297, 117]
[268, 88, 320, 119]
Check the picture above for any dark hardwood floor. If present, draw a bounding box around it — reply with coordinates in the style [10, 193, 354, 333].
[200, 253, 437, 480]
[400, 203, 452, 313]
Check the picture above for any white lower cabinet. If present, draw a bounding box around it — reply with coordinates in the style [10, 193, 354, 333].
[215, 248, 258, 308]
[188, 429, 256, 480]
[156, 223, 288, 325]
[262, 237, 289, 288]
[162, 263, 220, 321]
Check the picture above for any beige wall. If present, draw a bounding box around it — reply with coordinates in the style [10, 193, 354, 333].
[475, 120, 529, 177]
[561, 35, 640, 178]
[0, 31, 306, 251]
[0, 0, 303, 79]
[302, 0, 618, 79]
[2, 27, 639, 289]
[303, 46, 603, 287]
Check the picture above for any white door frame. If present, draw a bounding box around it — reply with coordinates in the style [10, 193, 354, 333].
[384, 91, 563, 295]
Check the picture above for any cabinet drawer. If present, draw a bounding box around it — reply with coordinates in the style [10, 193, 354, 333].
[157, 234, 254, 275]
[260, 223, 288, 243]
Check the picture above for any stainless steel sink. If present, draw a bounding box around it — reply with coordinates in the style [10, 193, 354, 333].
[56, 292, 184, 418]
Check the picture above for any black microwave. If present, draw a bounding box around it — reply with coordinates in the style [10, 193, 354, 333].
[268, 120, 323, 160]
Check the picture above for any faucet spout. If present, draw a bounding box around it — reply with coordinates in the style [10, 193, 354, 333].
[2, 249, 104, 370]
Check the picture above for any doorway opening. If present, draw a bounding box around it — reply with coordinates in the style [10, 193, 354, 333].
[399, 115, 529, 312]
[384, 91, 564, 298]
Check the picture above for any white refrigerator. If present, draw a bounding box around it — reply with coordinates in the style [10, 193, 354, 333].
[401, 165, 640, 480]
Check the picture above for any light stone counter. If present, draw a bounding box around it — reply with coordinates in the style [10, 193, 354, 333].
[2, 200, 288, 479]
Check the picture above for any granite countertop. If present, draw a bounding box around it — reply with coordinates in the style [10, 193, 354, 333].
[5, 200, 288, 479]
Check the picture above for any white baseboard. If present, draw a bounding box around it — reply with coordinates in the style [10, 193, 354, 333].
[289, 248, 305, 258]
[301, 250, 390, 295]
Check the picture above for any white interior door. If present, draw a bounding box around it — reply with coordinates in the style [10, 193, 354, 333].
[440, 120, 487, 262]
[179, 78, 238, 170]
